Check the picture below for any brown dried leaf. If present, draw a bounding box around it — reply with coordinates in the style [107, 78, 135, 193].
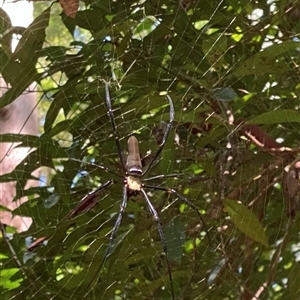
[59, 0, 79, 18]
[283, 166, 300, 217]
[27, 0, 78, 18]
[241, 125, 281, 149]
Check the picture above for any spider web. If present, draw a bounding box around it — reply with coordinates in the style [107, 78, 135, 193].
[1, 1, 300, 300]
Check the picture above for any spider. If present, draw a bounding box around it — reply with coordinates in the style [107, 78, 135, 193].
[68, 83, 207, 300]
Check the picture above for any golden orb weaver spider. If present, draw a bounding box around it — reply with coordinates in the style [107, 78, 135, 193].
[67, 83, 207, 299]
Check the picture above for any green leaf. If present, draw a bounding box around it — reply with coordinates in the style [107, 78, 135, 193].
[223, 199, 269, 247]
[13, 7, 50, 64]
[202, 33, 228, 68]
[0, 7, 50, 108]
[74, 9, 109, 34]
[0, 8, 12, 54]
[288, 262, 300, 299]
[44, 79, 83, 131]
[0, 268, 22, 290]
[0, 204, 12, 212]
[61, 11, 76, 37]
[132, 16, 158, 39]
[0, 8, 12, 34]
[246, 110, 300, 125]
[0, 134, 65, 157]
[228, 41, 300, 78]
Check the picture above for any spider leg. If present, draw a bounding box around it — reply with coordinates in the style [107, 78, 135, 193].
[143, 185, 210, 244]
[67, 157, 123, 179]
[104, 83, 127, 174]
[143, 173, 183, 182]
[85, 185, 128, 296]
[142, 95, 174, 177]
[140, 188, 175, 300]
[65, 180, 114, 219]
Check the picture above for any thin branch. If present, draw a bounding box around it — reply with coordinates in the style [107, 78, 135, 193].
[0, 221, 23, 269]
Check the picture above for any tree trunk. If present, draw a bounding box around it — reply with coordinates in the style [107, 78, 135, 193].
[0, 77, 38, 232]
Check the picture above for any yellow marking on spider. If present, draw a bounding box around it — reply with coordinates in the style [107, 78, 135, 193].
[127, 175, 142, 192]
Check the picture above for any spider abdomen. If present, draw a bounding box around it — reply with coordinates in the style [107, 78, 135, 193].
[126, 136, 143, 175]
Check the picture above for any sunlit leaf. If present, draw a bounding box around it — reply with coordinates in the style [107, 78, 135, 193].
[246, 110, 300, 125]
[223, 199, 269, 247]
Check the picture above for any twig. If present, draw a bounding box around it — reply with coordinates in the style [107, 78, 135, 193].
[0, 221, 23, 269]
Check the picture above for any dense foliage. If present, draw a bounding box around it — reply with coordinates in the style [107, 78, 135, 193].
[1, 1, 300, 299]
